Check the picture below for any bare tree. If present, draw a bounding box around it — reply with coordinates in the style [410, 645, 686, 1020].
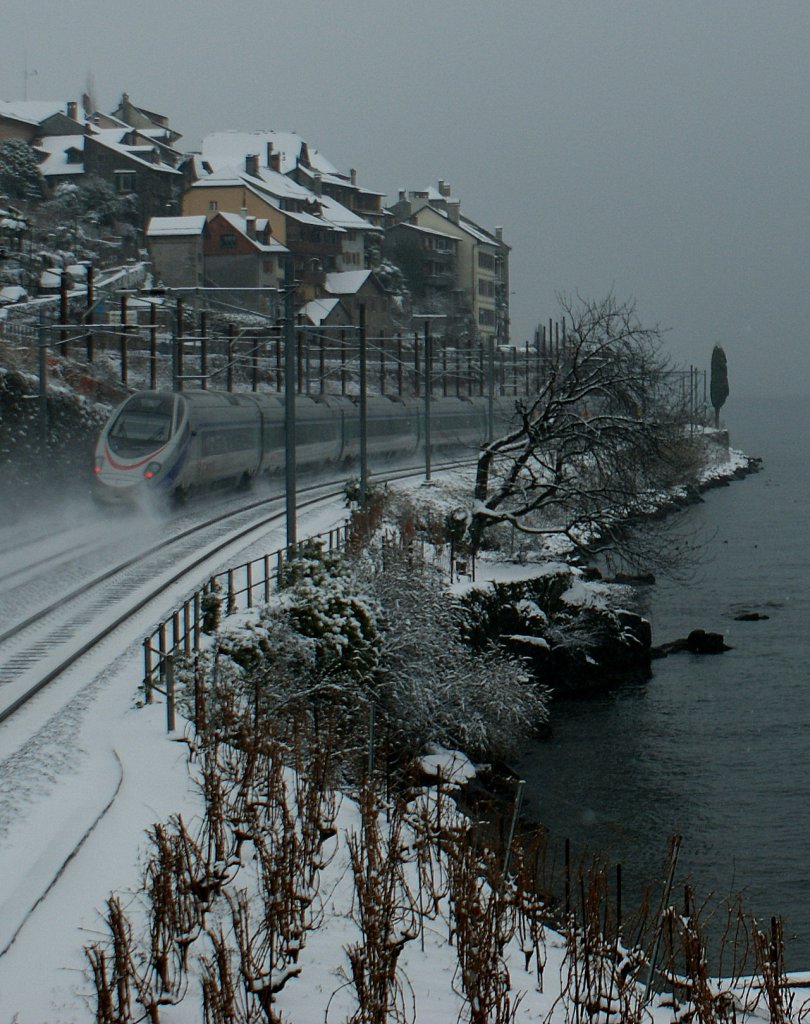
[469, 294, 699, 566]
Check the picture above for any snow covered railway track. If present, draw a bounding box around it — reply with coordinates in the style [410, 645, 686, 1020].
[0, 492, 309, 728]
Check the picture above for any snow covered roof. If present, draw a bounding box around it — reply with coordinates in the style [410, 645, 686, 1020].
[285, 206, 344, 230]
[244, 166, 314, 202]
[147, 215, 207, 237]
[324, 270, 372, 295]
[34, 135, 85, 177]
[299, 296, 342, 325]
[215, 210, 288, 252]
[425, 205, 501, 247]
[388, 221, 459, 241]
[190, 164, 314, 205]
[202, 130, 340, 177]
[0, 99, 69, 127]
[86, 128, 181, 174]
[0, 285, 28, 305]
[317, 194, 377, 233]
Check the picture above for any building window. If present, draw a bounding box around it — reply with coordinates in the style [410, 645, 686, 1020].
[208, 200, 218, 211]
[478, 251, 496, 271]
[115, 171, 136, 193]
[478, 308, 495, 326]
[219, 233, 237, 248]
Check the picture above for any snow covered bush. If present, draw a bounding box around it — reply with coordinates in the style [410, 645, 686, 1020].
[0, 139, 43, 201]
[356, 545, 549, 760]
[278, 540, 384, 685]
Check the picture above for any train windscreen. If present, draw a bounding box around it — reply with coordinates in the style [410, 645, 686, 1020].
[107, 394, 176, 456]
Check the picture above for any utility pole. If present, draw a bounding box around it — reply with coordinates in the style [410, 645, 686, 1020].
[424, 318, 432, 481]
[38, 313, 48, 453]
[284, 257, 297, 547]
[487, 335, 496, 442]
[359, 304, 368, 504]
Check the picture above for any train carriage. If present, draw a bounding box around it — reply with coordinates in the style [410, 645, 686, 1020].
[93, 388, 517, 505]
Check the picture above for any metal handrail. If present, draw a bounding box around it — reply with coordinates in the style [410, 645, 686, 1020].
[142, 520, 351, 702]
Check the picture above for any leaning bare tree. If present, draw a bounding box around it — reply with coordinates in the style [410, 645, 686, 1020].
[468, 294, 699, 566]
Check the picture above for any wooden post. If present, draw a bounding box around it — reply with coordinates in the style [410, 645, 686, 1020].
[319, 329, 326, 394]
[183, 601, 191, 655]
[379, 328, 386, 395]
[413, 333, 420, 396]
[252, 333, 259, 391]
[193, 591, 201, 650]
[276, 332, 282, 392]
[143, 638, 153, 704]
[442, 344, 448, 397]
[397, 332, 403, 396]
[166, 655, 176, 733]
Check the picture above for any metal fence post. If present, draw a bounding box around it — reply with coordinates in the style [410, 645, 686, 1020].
[166, 655, 176, 733]
[143, 637, 153, 704]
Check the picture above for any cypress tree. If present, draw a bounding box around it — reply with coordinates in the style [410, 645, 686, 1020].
[710, 345, 729, 428]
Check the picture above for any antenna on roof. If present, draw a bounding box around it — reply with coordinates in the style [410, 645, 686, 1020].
[22, 51, 37, 101]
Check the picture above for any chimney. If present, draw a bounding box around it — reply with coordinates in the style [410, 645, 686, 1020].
[245, 216, 256, 239]
[66, 100, 79, 121]
[398, 189, 406, 202]
[269, 151, 281, 173]
[313, 172, 323, 196]
[266, 140, 273, 166]
[350, 167, 357, 186]
[245, 153, 260, 177]
[495, 226, 503, 242]
[438, 179, 451, 198]
[447, 199, 461, 224]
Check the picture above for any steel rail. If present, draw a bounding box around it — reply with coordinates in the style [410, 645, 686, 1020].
[0, 457, 471, 725]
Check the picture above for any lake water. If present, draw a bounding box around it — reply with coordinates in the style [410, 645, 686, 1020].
[516, 394, 810, 966]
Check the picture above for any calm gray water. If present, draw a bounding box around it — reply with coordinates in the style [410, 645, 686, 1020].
[516, 394, 810, 965]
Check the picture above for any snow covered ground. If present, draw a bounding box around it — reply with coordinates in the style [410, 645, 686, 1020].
[0, 441, 778, 1022]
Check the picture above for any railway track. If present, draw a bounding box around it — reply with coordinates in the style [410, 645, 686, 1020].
[0, 457, 469, 972]
[0, 457, 467, 729]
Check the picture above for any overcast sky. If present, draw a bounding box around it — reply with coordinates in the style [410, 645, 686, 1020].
[3, 0, 808, 397]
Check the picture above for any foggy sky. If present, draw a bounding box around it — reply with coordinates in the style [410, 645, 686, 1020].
[3, 0, 809, 398]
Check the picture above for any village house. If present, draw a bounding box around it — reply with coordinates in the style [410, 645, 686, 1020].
[146, 210, 288, 313]
[323, 269, 395, 340]
[387, 181, 510, 348]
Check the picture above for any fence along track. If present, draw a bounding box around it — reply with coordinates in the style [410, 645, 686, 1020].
[142, 520, 351, 710]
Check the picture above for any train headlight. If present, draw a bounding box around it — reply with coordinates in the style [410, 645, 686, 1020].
[144, 462, 162, 480]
